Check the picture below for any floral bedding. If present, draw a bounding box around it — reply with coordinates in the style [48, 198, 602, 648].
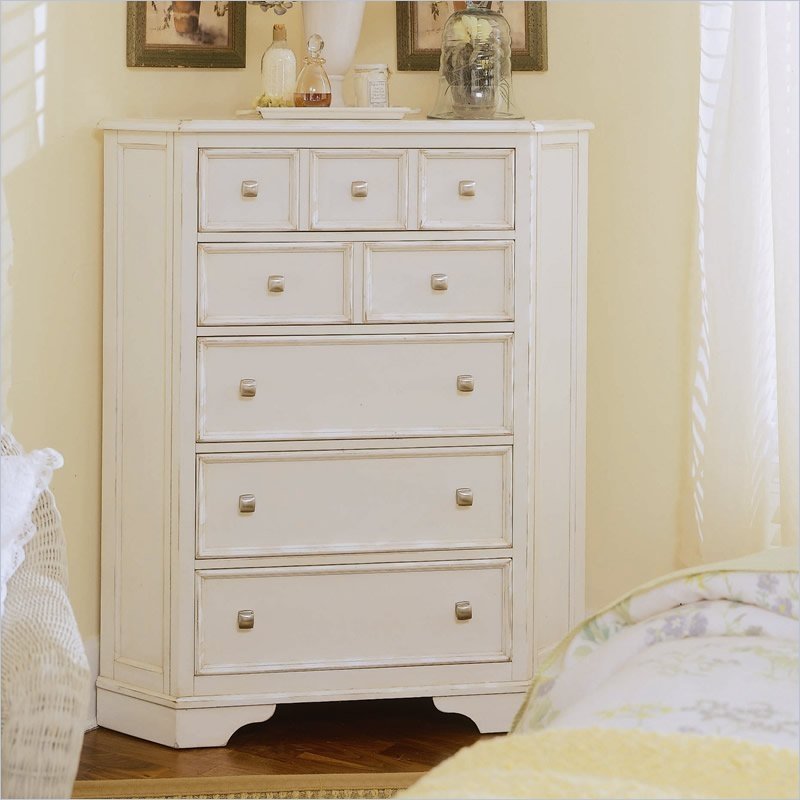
[514, 548, 799, 751]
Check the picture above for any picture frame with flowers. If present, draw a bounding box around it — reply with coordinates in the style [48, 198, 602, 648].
[127, 1, 246, 68]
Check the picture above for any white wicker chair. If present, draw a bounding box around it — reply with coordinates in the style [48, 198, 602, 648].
[1, 430, 90, 799]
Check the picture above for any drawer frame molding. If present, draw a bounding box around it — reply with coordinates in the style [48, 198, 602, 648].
[196, 333, 514, 442]
[418, 149, 515, 231]
[309, 149, 409, 231]
[194, 559, 512, 676]
[363, 239, 514, 323]
[197, 241, 354, 326]
[198, 148, 300, 232]
[195, 445, 514, 558]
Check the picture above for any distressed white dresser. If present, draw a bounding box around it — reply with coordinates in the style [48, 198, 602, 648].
[99, 119, 590, 747]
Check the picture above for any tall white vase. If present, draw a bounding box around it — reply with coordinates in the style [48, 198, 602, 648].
[302, 1, 366, 107]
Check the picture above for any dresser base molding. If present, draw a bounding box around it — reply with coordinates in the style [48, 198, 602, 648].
[96, 688, 277, 748]
[433, 692, 525, 733]
[96, 683, 530, 747]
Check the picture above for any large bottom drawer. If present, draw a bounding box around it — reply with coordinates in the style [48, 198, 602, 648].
[196, 560, 511, 675]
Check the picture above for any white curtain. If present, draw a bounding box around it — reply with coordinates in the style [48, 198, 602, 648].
[684, 1, 799, 563]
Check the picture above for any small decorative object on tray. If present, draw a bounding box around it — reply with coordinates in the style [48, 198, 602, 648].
[353, 64, 390, 108]
[259, 23, 296, 108]
[429, 0, 522, 120]
[294, 34, 332, 108]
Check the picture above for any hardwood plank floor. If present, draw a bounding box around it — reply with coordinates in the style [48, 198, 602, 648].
[77, 698, 491, 782]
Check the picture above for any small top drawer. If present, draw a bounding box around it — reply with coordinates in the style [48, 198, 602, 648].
[199, 149, 299, 232]
[419, 149, 514, 230]
[310, 149, 408, 230]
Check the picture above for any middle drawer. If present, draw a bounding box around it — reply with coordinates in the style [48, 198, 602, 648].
[196, 446, 512, 558]
[197, 334, 513, 442]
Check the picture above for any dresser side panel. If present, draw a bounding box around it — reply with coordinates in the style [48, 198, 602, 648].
[101, 130, 174, 693]
[532, 132, 588, 662]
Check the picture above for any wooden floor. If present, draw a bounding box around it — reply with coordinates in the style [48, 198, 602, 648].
[77, 698, 490, 781]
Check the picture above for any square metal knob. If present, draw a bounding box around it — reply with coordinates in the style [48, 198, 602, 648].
[241, 180, 259, 198]
[431, 273, 449, 291]
[459, 180, 476, 197]
[239, 378, 257, 397]
[237, 610, 255, 629]
[455, 488, 474, 507]
[238, 494, 256, 514]
[455, 601, 472, 621]
[267, 275, 285, 293]
[456, 375, 474, 393]
[351, 180, 369, 198]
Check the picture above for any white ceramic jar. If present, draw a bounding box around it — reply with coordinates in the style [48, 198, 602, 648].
[353, 64, 390, 108]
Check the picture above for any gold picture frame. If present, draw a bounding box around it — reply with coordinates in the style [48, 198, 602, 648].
[396, 1, 547, 72]
[127, 1, 246, 68]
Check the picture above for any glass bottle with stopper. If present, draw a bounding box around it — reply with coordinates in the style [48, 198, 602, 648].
[260, 23, 296, 108]
[294, 34, 332, 108]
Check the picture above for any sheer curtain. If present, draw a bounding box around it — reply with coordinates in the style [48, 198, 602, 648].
[683, 1, 798, 564]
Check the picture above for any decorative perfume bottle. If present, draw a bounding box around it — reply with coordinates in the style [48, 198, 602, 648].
[260, 23, 296, 107]
[294, 34, 332, 108]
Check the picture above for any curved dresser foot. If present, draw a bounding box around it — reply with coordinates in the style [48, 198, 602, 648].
[432, 693, 526, 734]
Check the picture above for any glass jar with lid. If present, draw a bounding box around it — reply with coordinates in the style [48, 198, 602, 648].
[428, 1, 521, 120]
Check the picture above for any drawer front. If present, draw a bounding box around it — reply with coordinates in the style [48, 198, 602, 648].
[196, 560, 511, 674]
[197, 334, 512, 442]
[197, 446, 512, 558]
[310, 150, 408, 230]
[419, 149, 514, 230]
[364, 241, 514, 323]
[199, 149, 299, 232]
[198, 243, 353, 326]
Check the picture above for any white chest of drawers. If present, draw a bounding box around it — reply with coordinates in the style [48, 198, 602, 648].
[99, 119, 590, 748]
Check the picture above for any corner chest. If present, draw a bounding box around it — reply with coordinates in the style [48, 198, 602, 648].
[99, 120, 590, 748]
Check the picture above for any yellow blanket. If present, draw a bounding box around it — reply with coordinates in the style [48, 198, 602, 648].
[399, 728, 799, 799]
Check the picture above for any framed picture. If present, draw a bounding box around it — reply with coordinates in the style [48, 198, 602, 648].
[396, 1, 547, 72]
[127, 1, 246, 68]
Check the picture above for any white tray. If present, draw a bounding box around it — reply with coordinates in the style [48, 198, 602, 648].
[251, 106, 420, 120]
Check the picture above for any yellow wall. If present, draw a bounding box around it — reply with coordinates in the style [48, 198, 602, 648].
[1, 1, 698, 654]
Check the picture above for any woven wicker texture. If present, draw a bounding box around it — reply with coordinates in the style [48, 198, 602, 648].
[1, 429, 90, 799]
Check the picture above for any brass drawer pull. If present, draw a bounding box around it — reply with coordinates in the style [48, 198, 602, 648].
[267, 275, 285, 293]
[456, 374, 474, 393]
[237, 610, 255, 629]
[459, 180, 476, 197]
[241, 180, 259, 198]
[455, 601, 472, 621]
[239, 378, 257, 397]
[238, 494, 256, 513]
[351, 180, 369, 198]
[431, 273, 449, 291]
[456, 488, 474, 507]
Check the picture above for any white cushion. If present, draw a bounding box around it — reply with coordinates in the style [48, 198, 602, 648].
[0, 433, 62, 615]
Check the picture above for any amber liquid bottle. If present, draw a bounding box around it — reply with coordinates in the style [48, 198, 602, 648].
[294, 34, 332, 108]
[294, 90, 331, 107]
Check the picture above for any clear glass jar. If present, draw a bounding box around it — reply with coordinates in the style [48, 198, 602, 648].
[294, 34, 332, 108]
[428, 1, 521, 120]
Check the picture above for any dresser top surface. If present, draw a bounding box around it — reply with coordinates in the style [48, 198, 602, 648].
[98, 118, 594, 134]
